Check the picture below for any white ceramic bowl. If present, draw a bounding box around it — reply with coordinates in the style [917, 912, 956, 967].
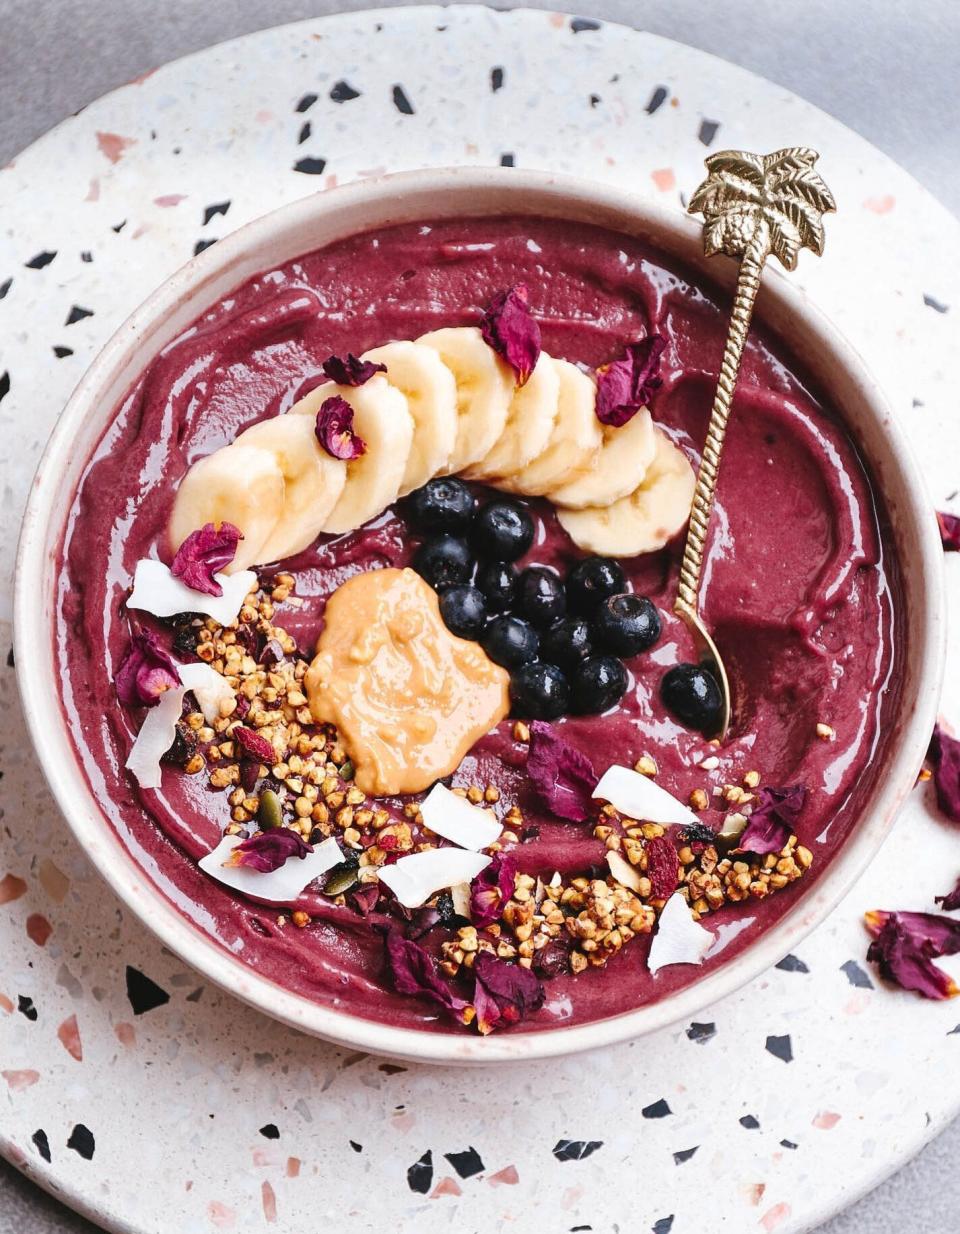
[14, 167, 945, 1064]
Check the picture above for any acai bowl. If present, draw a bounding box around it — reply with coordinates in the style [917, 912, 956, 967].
[15, 168, 944, 1063]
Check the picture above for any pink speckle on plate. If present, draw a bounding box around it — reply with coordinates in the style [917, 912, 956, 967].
[57, 1013, 82, 1061]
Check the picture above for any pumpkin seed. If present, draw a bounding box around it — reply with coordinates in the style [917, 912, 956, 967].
[340, 760, 355, 782]
[258, 788, 283, 831]
[323, 858, 360, 896]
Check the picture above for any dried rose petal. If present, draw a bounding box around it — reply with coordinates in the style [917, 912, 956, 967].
[526, 721, 596, 822]
[480, 284, 541, 387]
[315, 395, 367, 460]
[258, 638, 286, 667]
[928, 725, 960, 822]
[234, 725, 275, 764]
[595, 335, 666, 427]
[470, 853, 517, 928]
[115, 631, 180, 708]
[321, 352, 387, 387]
[865, 909, 960, 999]
[938, 511, 960, 551]
[239, 758, 261, 793]
[380, 927, 471, 1021]
[225, 828, 311, 873]
[532, 938, 571, 980]
[738, 785, 806, 855]
[472, 951, 545, 1035]
[645, 835, 679, 900]
[349, 883, 381, 916]
[170, 522, 242, 597]
[936, 877, 960, 912]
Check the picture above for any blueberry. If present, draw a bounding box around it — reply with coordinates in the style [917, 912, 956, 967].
[509, 662, 570, 720]
[541, 616, 593, 668]
[566, 556, 627, 615]
[660, 663, 724, 734]
[594, 593, 661, 657]
[571, 655, 628, 714]
[481, 615, 539, 668]
[518, 565, 566, 627]
[406, 477, 477, 533]
[412, 535, 473, 590]
[476, 560, 519, 613]
[439, 585, 487, 640]
[471, 500, 534, 562]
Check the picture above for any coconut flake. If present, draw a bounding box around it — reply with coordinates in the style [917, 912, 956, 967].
[450, 882, 472, 919]
[128, 558, 256, 625]
[124, 681, 184, 789]
[178, 661, 234, 725]
[378, 849, 491, 909]
[198, 835, 344, 903]
[606, 849, 644, 893]
[419, 782, 503, 850]
[592, 764, 699, 827]
[647, 891, 715, 975]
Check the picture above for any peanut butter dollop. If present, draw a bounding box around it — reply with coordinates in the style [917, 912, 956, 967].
[305, 568, 510, 796]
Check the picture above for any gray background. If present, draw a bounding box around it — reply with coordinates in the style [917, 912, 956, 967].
[1, 1, 957, 1230]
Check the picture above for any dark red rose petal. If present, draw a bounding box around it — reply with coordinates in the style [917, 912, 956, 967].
[526, 721, 596, 822]
[480, 284, 541, 387]
[226, 828, 311, 873]
[928, 725, 960, 822]
[115, 631, 180, 708]
[738, 785, 806, 855]
[936, 877, 960, 913]
[315, 395, 367, 460]
[234, 725, 276, 764]
[349, 883, 381, 916]
[595, 335, 666, 427]
[645, 835, 679, 900]
[170, 521, 243, 597]
[321, 352, 387, 386]
[380, 928, 471, 1021]
[865, 909, 960, 999]
[469, 853, 517, 928]
[937, 511, 960, 551]
[472, 951, 545, 1035]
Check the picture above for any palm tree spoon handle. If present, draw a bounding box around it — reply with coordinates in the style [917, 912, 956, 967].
[677, 148, 836, 739]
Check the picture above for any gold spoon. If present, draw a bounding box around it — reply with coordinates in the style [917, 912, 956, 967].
[675, 147, 836, 739]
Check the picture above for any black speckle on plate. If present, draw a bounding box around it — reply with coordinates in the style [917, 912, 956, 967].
[652, 1218, 675, 1234]
[765, 1033, 793, 1063]
[6, 648, 14, 668]
[203, 201, 230, 226]
[32, 1130, 51, 1162]
[80, 252, 93, 263]
[739, 1114, 760, 1130]
[18, 995, 37, 1021]
[194, 239, 217, 255]
[296, 93, 318, 113]
[698, 119, 720, 146]
[349, 1139, 363, 1152]
[444, 1146, 484, 1178]
[570, 17, 601, 32]
[330, 80, 361, 104]
[780, 1138, 798, 1150]
[0, 276, 11, 298]
[53, 346, 73, 359]
[298, 121, 312, 145]
[491, 66, 504, 92]
[65, 305, 94, 326]
[589, 93, 601, 108]
[125, 965, 170, 1015]
[392, 84, 415, 115]
[111, 220, 127, 234]
[67, 1124, 95, 1160]
[552, 1138, 603, 1162]
[259, 1123, 280, 1140]
[642, 1098, 671, 1119]
[25, 250, 56, 269]
[294, 157, 327, 176]
[685, 1020, 715, 1044]
[0, 371, 9, 403]
[500, 153, 515, 167]
[672, 1146, 698, 1164]
[776, 953, 809, 973]
[840, 958, 874, 989]
[406, 1149, 433, 1194]
[923, 293, 949, 313]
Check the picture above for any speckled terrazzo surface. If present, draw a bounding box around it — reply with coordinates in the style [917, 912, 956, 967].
[2, 5, 960, 1233]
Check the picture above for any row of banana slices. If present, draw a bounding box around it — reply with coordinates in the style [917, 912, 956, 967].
[168, 326, 696, 571]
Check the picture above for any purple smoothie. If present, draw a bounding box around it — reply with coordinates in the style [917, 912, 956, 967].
[56, 216, 901, 1032]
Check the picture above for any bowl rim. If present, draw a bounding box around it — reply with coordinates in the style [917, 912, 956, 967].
[14, 165, 946, 1064]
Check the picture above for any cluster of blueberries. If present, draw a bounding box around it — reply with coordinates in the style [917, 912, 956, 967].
[406, 478, 663, 720]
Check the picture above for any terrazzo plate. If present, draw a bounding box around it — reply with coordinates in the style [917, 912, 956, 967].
[1, 7, 959, 1233]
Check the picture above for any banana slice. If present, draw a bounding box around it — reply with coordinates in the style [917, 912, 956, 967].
[556, 429, 696, 557]
[497, 359, 601, 496]
[416, 326, 514, 473]
[168, 444, 285, 573]
[292, 374, 413, 535]
[235, 414, 347, 562]
[463, 351, 561, 482]
[549, 407, 656, 510]
[361, 341, 458, 495]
